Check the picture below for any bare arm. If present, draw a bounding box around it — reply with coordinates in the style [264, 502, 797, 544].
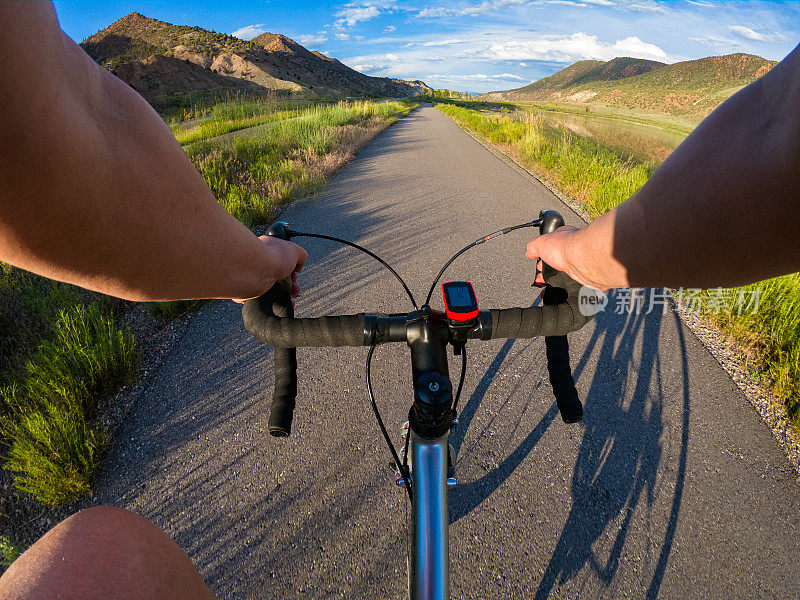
[0, 2, 305, 302]
[527, 43, 800, 291]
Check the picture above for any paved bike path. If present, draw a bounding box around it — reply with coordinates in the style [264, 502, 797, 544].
[96, 106, 800, 599]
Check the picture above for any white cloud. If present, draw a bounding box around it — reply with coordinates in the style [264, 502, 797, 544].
[729, 26, 767, 42]
[231, 24, 267, 40]
[421, 72, 530, 85]
[689, 34, 741, 48]
[297, 34, 329, 45]
[416, 7, 456, 18]
[335, 1, 396, 27]
[487, 33, 668, 62]
[686, 0, 714, 5]
[336, 5, 380, 27]
[548, 0, 617, 6]
[622, 1, 671, 14]
[343, 29, 671, 88]
[384, 25, 397, 32]
[335, 33, 351, 40]
[417, 0, 530, 18]
[404, 38, 468, 48]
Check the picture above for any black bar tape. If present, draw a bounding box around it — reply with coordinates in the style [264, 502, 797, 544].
[489, 297, 590, 339]
[542, 284, 583, 424]
[270, 345, 297, 437]
[243, 293, 368, 348]
[257, 280, 298, 437]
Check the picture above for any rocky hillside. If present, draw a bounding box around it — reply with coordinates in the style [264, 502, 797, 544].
[484, 53, 776, 119]
[80, 13, 431, 107]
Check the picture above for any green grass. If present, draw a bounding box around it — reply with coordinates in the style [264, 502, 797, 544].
[187, 100, 415, 227]
[0, 535, 23, 569]
[1, 303, 138, 505]
[176, 104, 314, 146]
[703, 275, 800, 422]
[437, 100, 800, 429]
[437, 103, 654, 217]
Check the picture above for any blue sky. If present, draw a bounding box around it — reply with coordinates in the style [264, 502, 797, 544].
[55, 0, 800, 93]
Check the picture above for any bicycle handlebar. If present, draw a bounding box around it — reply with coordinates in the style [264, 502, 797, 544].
[242, 278, 589, 347]
[243, 211, 592, 437]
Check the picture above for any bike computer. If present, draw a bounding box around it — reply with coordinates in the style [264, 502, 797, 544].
[442, 281, 479, 323]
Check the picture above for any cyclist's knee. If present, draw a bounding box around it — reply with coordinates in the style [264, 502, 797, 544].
[0, 506, 175, 600]
[61, 504, 155, 546]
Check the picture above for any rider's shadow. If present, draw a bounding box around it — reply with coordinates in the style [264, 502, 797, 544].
[448, 337, 557, 524]
[449, 292, 690, 599]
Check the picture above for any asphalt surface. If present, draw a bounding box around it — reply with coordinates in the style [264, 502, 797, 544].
[97, 106, 800, 599]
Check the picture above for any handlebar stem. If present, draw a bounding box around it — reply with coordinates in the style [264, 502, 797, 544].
[406, 307, 455, 440]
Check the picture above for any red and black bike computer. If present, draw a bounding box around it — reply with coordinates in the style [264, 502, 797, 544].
[442, 281, 479, 323]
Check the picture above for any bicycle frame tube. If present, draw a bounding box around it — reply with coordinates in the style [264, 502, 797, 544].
[409, 432, 450, 600]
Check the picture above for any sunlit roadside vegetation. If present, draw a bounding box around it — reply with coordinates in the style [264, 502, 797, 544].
[0, 267, 137, 506]
[438, 102, 655, 217]
[186, 99, 417, 226]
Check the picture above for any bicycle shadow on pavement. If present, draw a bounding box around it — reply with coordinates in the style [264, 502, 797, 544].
[448, 292, 691, 599]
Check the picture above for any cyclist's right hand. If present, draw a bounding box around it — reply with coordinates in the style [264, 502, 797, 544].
[527, 224, 618, 292]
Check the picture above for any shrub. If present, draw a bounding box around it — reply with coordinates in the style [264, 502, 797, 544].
[1, 304, 138, 505]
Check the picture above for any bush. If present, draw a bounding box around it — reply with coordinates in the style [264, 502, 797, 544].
[1, 304, 138, 505]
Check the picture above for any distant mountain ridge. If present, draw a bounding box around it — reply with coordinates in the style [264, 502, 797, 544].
[484, 53, 776, 119]
[514, 57, 665, 95]
[80, 12, 431, 107]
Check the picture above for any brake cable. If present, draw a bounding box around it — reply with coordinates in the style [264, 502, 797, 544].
[367, 345, 413, 499]
[423, 218, 542, 306]
[288, 231, 418, 309]
[451, 345, 467, 415]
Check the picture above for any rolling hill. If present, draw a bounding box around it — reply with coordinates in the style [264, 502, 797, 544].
[484, 53, 777, 119]
[80, 12, 431, 107]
